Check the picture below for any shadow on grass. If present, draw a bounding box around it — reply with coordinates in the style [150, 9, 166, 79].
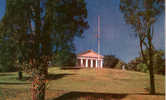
[0, 82, 30, 85]
[60, 67, 81, 70]
[0, 73, 16, 76]
[52, 91, 127, 100]
[47, 73, 75, 80]
[17, 76, 32, 81]
[134, 93, 165, 96]
[0, 74, 74, 85]
[51, 91, 165, 100]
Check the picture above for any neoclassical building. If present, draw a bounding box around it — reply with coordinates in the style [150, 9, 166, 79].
[76, 50, 104, 68]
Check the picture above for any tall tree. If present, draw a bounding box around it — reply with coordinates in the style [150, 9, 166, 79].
[120, 0, 164, 94]
[0, 0, 89, 100]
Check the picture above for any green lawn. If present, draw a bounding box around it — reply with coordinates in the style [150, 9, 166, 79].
[0, 67, 165, 100]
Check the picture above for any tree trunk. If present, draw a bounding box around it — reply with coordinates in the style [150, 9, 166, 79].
[32, 62, 48, 100]
[139, 39, 146, 63]
[139, 26, 156, 94]
[148, 60, 155, 94]
[148, 51, 155, 94]
[36, 80, 45, 100]
[147, 27, 155, 94]
[32, 74, 46, 100]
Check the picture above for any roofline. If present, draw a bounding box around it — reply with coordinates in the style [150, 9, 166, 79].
[77, 49, 103, 58]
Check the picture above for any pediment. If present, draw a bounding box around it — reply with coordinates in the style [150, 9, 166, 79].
[77, 50, 103, 58]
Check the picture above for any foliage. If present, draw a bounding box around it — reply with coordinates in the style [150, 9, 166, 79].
[0, 0, 89, 100]
[0, 31, 24, 80]
[0, 37, 17, 72]
[127, 57, 142, 71]
[137, 63, 148, 73]
[153, 50, 165, 74]
[103, 55, 119, 68]
[120, 0, 164, 94]
[52, 51, 76, 67]
[127, 49, 165, 75]
[114, 60, 126, 69]
[140, 49, 165, 75]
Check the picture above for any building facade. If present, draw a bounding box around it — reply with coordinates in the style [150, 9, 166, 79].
[76, 50, 104, 68]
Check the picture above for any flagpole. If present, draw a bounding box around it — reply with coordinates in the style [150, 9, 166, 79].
[97, 16, 100, 68]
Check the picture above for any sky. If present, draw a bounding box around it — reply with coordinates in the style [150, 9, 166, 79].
[74, 0, 165, 63]
[0, 0, 165, 63]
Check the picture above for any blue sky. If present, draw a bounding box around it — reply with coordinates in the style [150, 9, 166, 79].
[0, 0, 165, 63]
[74, 0, 165, 63]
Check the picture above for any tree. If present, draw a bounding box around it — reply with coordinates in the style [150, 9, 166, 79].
[137, 63, 148, 72]
[120, 0, 164, 94]
[127, 49, 165, 74]
[0, 33, 25, 79]
[141, 49, 165, 74]
[103, 55, 119, 68]
[127, 57, 142, 71]
[0, 36, 16, 72]
[153, 50, 165, 74]
[53, 50, 76, 67]
[0, 0, 89, 100]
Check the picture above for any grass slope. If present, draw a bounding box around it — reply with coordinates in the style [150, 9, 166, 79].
[0, 67, 165, 100]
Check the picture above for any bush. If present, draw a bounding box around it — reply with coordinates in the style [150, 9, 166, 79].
[137, 63, 148, 73]
[0, 64, 16, 72]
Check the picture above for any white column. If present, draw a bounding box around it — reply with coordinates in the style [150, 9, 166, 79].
[100, 60, 103, 68]
[96, 60, 98, 68]
[85, 59, 88, 68]
[81, 59, 83, 67]
[91, 59, 93, 68]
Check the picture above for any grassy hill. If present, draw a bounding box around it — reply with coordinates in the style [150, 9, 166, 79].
[0, 67, 165, 100]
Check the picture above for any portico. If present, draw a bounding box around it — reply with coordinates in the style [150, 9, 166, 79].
[76, 50, 104, 68]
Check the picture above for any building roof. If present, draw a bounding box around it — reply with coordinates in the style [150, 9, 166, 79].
[77, 50, 103, 59]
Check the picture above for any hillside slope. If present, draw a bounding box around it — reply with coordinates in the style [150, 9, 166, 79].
[0, 67, 165, 100]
